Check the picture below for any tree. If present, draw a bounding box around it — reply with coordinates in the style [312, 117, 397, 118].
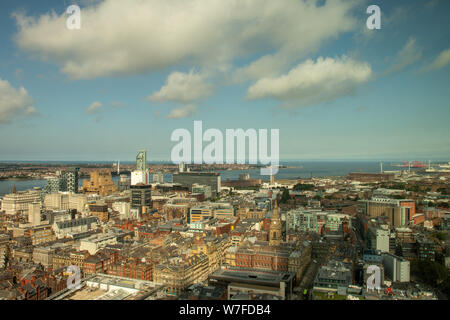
[280, 188, 290, 204]
[293, 183, 315, 191]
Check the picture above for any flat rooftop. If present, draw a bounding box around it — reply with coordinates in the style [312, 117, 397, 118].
[209, 268, 294, 287]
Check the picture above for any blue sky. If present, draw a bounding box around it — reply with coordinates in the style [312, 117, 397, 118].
[0, 0, 449, 162]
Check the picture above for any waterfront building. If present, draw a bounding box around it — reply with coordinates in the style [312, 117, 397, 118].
[152, 172, 164, 184]
[44, 168, 79, 194]
[1, 188, 42, 216]
[82, 170, 118, 196]
[118, 174, 131, 191]
[131, 150, 150, 186]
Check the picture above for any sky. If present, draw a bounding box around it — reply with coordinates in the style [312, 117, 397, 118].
[0, 0, 449, 162]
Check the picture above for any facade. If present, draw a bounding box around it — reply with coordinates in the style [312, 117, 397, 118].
[89, 203, 109, 222]
[118, 174, 131, 191]
[1, 188, 42, 216]
[359, 198, 415, 227]
[108, 259, 153, 281]
[62, 168, 79, 193]
[82, 170, 118, 196]
[80, 233, 118, 255]
[382, 253, 410, 282]
[44, 193, 69, 211]
[44, 168, 79, 194]
[131, 150, 150, 186]
[112, 201, 131, 219]
[173, 172, 221, 195]
[367, 225, 390, 253]
[28, 201, 42, 226]
[131, 170, 150, 186]
[153, 254, 209, 295]
[152, 172, 164, 184]
[130, 184, 152, 214]
[286, 208, 350, 234]
[416, 238, 436, 261]
[68, 193, 88, 213]
[53, 216, 98, 239]
[24, 225, 56, 245]
[188, 205, 213, 224]
[235, 245, 289, 272]
[32, 246, 56, 269]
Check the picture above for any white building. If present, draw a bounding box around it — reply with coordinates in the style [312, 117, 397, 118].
[382, 253, 410, 282]
[112, 202, 131, 219]
[1, 188, 41, 215]
[152, 172, 164, 184]
[53, 216, 98, 239]
[80, 232, 118, 255]
[44, 193, 70, 210]
[131, 170, 150, 185]
[28, 201, 41, 226]
[369, 225, 390, 253]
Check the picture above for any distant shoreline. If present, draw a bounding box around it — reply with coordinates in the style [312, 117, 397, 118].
[0, 177, 45, 181]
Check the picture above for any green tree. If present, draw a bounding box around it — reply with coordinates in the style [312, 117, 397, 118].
[293, 183, 315, 191]
[280, 188, 290, 203]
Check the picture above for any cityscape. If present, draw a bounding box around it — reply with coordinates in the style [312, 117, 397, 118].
[0, 0, 449, 309]
[0, 153, 449, 301]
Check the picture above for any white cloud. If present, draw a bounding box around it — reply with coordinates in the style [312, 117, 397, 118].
[246, 56, 372, 108]
[165, 104, 197, 119]
[0, 78, 38, 124]
[147, 70, 211, 103]
[422, 48, 450, 72]
[86, 101, 103, 114]
[109, 101, 125, 108]
[13, 0, 359, 79]
[387, 37, 422, 74]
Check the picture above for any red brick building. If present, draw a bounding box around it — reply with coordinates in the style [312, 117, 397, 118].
[107, 258, 153, 281]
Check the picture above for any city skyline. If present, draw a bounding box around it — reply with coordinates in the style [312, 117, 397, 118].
[0, 0, 449, 162]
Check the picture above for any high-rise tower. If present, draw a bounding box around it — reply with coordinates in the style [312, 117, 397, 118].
[131, 150, 150, 185]
[136, 150, 147, 172]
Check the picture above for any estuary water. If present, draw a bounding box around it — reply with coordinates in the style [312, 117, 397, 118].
[0, 161, 408, 197]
